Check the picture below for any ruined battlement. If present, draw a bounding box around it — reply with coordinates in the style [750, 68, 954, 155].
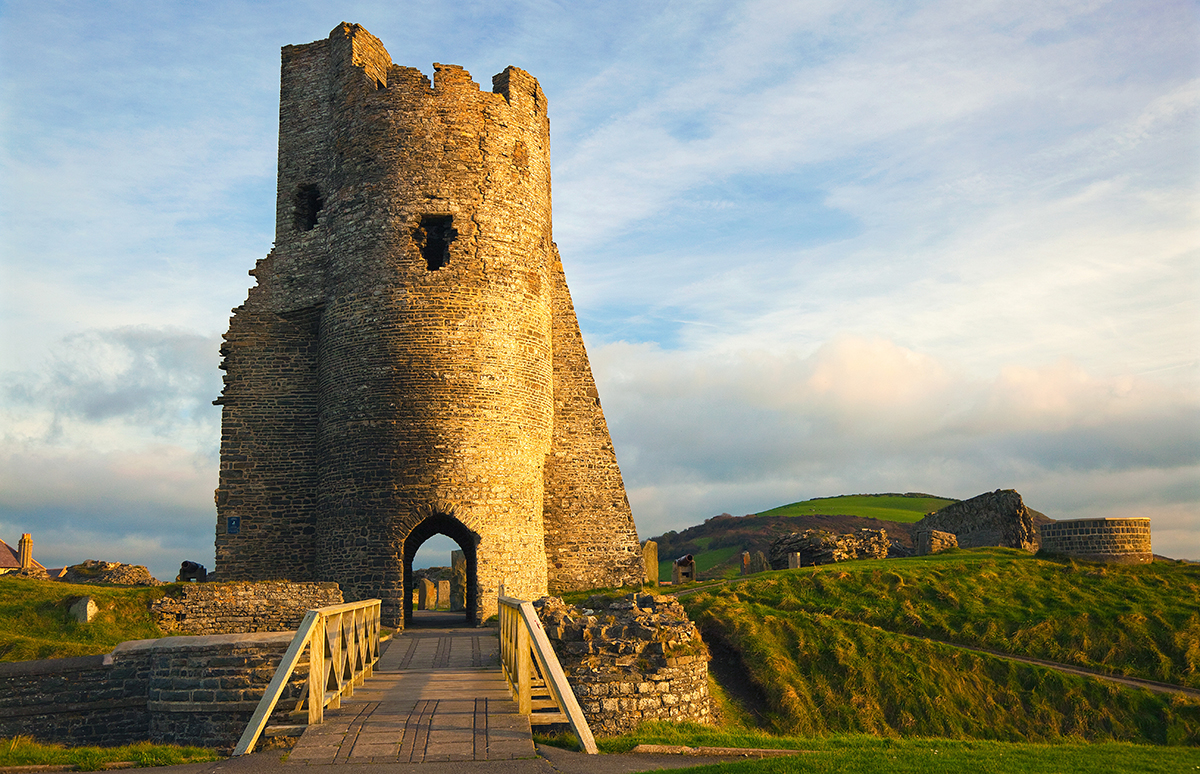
[215, 23, 643, 627]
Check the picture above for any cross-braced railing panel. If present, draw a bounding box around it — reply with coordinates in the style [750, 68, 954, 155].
[233, 598, 382, 755]
[498, 594, 597, 754]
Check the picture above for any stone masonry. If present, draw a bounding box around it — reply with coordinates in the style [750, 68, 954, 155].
[0, 633, 302, 751]
[1039, 517, 1152, 564]
[213, 23, 643, 627]
[150, 581, 342, 635]
[535, 593, 710, 735]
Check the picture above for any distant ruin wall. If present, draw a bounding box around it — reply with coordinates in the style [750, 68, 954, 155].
[1039, 518, 1152, 564]
[0, 634, 302, 750]
[914, 489, 1038, 552]
[151, 581, 342, 635]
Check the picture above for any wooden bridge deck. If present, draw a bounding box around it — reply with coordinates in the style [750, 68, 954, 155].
[286, 620, 534, 764]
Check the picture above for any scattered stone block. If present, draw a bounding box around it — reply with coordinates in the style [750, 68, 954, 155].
[770, 528, 889, 569]
[642, 540, 658, 586]
[69, 596, 97, 623]
[436, 580, 450, 609]
[418, 578, 436, 611]
[450, 551, 466, 611]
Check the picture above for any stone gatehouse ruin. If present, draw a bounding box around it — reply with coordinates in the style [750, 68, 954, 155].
[214, 23, 644, 627]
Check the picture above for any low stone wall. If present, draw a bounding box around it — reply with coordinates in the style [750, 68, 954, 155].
[0, 653, 150, 746]
[0, 633, 304, 750]
[151, 581, 342, 634]
[1039, 518, 1152, 564]
[537, 593, 710, 735]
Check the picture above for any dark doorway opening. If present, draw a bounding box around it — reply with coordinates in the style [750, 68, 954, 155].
[415, 214, 457, 271]
[403, 511, 478, 628]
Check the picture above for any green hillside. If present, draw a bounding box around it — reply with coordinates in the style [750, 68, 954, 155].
[680, 549, 1200, 744]
[0, 577, 169, 662]
[757, 493, 958, 523]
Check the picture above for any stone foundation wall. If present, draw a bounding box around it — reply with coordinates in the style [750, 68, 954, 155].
[537, 593, 710, 735]
[1039, 518, 1152, 564]
[0, 633, 304, 751]
[151, 581, 342, 634]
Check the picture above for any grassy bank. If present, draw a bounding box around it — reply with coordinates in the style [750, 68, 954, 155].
[685, 549, 1200, 688]
[678, 550, 1200, 744]
[0, 577, 169, 662]
[0, 736, 218, 770]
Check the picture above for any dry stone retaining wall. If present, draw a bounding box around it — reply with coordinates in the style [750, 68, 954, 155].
[1039, 518, 1152, 564]
[0, 633, 302, 751]
[151, 581, 342, 634]
[536, 593, 710, 735]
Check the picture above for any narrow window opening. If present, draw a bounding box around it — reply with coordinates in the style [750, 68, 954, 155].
[415, 215, 457, 271]
[293, 183, 323, 232]
[376, 79, 385, 90]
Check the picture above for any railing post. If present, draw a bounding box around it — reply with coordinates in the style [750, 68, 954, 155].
[516, 615, 531, 715]
[307, 618, 324, 725]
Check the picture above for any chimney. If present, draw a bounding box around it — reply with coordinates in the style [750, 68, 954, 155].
[18, 533, 32, 570]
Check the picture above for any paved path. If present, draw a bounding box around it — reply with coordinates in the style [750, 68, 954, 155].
[287, 622, 535, 765]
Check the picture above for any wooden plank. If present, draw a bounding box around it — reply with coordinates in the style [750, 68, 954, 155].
[232, 610, 320, 756]
[528, 712, 569, 725]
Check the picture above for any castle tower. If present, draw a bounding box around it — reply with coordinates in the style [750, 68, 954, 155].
[214, 23, 643, 626]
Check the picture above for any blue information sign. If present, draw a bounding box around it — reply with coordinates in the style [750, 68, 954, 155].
[227, 516, 241, 535]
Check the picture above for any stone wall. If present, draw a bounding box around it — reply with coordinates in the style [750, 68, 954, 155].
[1039, 518, 1152, 564]
[214, 22, 642, 628]
[151, 581, 342, 634]
[913, 489, 1039, 552]
[0, 634, 302, 751]
[536, 593, 710, 735]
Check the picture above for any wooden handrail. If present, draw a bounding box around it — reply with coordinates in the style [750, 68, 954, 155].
[498, 593, 597, 754]
[232, 598, 381, 756]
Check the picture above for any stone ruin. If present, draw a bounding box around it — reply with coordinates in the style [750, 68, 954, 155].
[740, 550, 770, 575]
[1039, 517, 1152, 564]
[769, 528, 889, 569]
[916, 530, 958, 556]
[61, 560, 162, 587]
[212, 23, 645, 627]
[913, 489, 1039, 552]
[535, 593, 710, 735]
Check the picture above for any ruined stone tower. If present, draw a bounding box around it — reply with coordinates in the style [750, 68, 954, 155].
[213, 23, 644, 626]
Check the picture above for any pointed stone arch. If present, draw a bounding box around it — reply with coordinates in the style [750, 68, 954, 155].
[402, 502, 480, 626]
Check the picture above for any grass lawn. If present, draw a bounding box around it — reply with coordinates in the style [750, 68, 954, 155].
[757, 494, 957, 523]
[0, 736, 219, 770]
[540, 723, 1200, 773]
[660, 545, 742, 582]
[0, 577, 169, 662]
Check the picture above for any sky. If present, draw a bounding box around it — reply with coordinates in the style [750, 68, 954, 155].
[1, 0, 1197, 581]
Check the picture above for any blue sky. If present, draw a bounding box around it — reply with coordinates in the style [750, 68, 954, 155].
[1, 0, 1197, 579]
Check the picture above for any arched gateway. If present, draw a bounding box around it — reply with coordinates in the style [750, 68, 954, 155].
[211, 23, 644, 626]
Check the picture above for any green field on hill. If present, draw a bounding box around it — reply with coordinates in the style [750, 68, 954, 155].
[757, 493, 958, 523]
[680, 549, 1200, 744]
[0, 577, 169, 662]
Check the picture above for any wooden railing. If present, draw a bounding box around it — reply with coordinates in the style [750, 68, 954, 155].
[498, 593, 597, 754]
[232, 599, 382, 756]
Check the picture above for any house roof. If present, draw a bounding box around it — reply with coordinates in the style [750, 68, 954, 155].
[0, 538, 47, 571]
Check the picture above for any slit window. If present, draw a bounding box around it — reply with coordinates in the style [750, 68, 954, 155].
[416, 215, 457, 271]
[293, 183, 323, 232]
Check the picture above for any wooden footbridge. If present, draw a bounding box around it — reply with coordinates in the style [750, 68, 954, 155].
[233, 596, 595, 764]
